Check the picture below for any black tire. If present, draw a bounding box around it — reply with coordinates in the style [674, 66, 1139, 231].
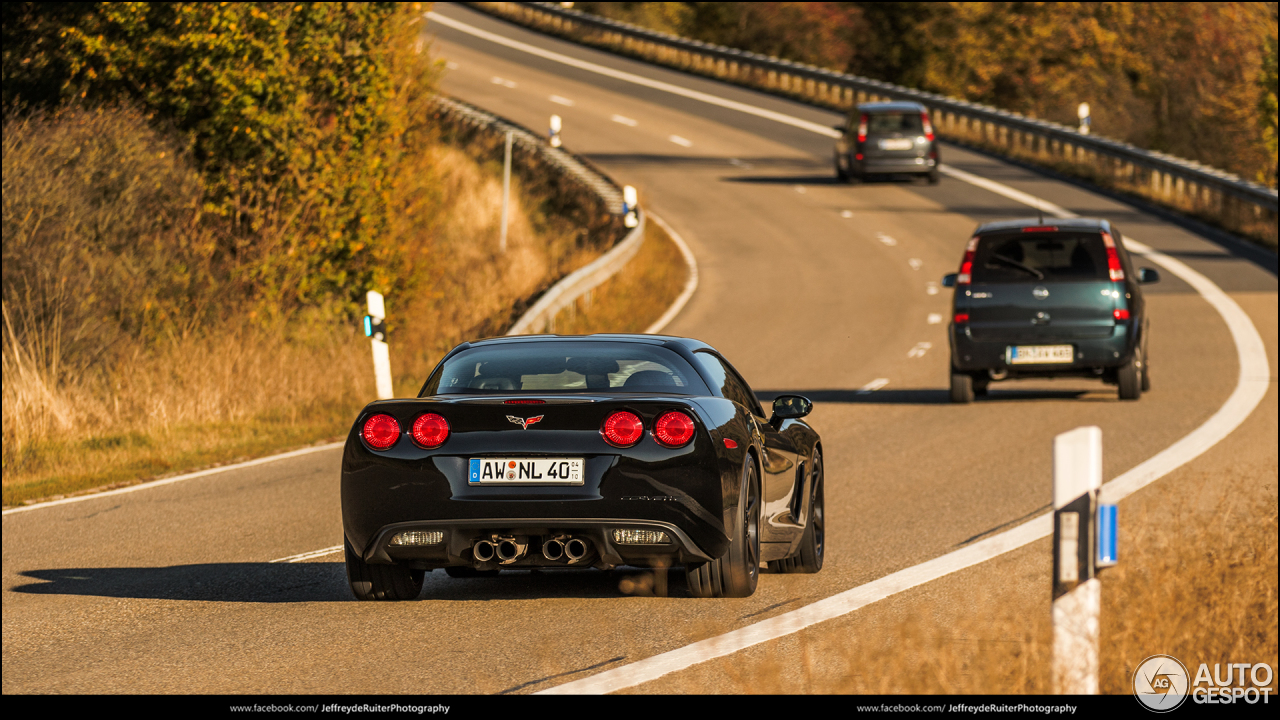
[950, 372, 974, 403]
[834, 152, 849, 182]
[972, 373, 990, 396]
[444, 566, 499, 578]
[1117, 347, 1142, 400]
[687, 458, 761, 598]
[769, 449, 825, 574]
[1140, 335, 1151, 392]
[345, 538, 424, 601]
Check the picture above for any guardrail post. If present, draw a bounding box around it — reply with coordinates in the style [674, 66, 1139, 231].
[1052, 426, 1102, 694]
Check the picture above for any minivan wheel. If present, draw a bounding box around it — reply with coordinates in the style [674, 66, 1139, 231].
[950, 372, 974, 403]
[1117, 348, 1142, 400]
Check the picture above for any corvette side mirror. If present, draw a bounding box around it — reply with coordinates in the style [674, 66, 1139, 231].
[771, 394, 813, 423]
[942, 273, 958, 288]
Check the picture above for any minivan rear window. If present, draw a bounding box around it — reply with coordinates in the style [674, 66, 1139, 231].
[970, 232, 1110, 283]
[867, 112, 924, 134]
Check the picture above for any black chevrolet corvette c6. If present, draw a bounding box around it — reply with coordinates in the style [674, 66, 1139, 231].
[341, 334, 824, 600]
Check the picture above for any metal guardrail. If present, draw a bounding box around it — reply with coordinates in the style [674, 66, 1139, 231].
[432, 95, 644, 334]
[468, 2, 1278, 245]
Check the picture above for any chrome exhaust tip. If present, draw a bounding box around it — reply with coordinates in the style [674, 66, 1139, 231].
[564, 537, 590, 564]
[989, 368, 1009, 381]
[495, 536, 528, 565]
[472, 540, 496, 563]
[542, 538, 565, 561]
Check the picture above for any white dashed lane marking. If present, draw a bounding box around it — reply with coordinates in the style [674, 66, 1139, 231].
[907, 342, 932, 358]
[668, 135, 693, 147]
[928, 313, 943, 325]
[611, 114, 638, 126]
[490, 76, 517, 88]
[877, 233, 897, 246]
[856, 378, 890, 394]
[550, 95, 575, 106]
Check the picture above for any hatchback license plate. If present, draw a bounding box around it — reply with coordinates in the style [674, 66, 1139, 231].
[879, 138, 914, 150]
[469, 457, 584, 485]
[1008, 345, 1074, 364]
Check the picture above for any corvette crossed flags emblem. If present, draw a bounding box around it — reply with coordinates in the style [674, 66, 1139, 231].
[507, 415, 544, 430]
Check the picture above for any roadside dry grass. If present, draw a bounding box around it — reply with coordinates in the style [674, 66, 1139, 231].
[647, 466, 1277, 694]
[546, 217, 689, 335]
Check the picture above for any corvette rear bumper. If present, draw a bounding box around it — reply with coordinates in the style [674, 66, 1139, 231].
[360, 517, 715, 569]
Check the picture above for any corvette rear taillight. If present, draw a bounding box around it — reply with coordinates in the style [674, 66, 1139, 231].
[411, 413, 449, 448]
[601, 411, 643, 448]
[956, 236, 979, 285]
[362, 413, 400, 450]
[653, 411, 696, 448]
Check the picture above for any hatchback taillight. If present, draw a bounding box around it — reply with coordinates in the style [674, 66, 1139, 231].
[956, 236, 979, 285]
[602, 411, 644, 447]
[921, 110, 935, 142]
[1101, 231, 1125, 281]
[411, 413, 449, 448]
[653, 411, 696, 448]
[362, 413, 400, 450]
[1113, 309, 1130, 321]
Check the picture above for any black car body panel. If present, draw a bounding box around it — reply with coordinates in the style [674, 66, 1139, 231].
[340, 335, 822, 591]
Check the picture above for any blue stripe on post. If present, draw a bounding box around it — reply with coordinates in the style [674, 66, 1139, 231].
[1097, 504, 1118, 567]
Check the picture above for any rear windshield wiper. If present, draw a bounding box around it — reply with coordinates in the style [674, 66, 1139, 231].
[987, 253, 1045, 279]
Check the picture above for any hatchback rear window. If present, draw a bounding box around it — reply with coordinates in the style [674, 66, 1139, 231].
[866, 112, 924, 134]
[970, 232, 1110, 283]
[421, 342, 710, 395]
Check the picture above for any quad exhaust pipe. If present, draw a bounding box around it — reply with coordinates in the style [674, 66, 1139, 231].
[565, 537, 590, 564]
[542, 537, 566, 561]
[541, 535, 592, 564]
[472, 539, 496, 563]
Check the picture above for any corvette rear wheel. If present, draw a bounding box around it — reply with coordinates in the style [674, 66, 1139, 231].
[687, 458, 760, 598]
[950, 372, 974, 403]
[769, 449, 825, 574]
[345, 538, 424, 601]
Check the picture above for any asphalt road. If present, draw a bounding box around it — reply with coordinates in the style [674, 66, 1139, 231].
[3, 3, 1275, 695]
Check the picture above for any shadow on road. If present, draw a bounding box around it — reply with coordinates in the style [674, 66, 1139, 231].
[755, 388, 1093, 405]
[11, 563, 693, 602]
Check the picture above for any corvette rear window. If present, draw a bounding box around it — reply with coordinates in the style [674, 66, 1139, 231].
[970, 232, 1110, 283]
[421, 342, 710, 395]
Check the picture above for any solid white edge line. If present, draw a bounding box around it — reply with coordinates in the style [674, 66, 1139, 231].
[271, 545, 344, 564]
[643, 213, 700, 335]
[426, 11, 842, 139]
[2, 442, 345, 516]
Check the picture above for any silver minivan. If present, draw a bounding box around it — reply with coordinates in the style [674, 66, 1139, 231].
[835, 101, 940, 184]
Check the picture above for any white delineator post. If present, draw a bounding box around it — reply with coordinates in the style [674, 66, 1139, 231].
[549, 114, 562, 148]
[500, 129, 513, 253]
[366, 290, 393, 400]
[622, 185, 639, 228]
[1052, 426, 1102, 694]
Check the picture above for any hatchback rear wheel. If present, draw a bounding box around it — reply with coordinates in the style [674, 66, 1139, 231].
[1117, 347, 1142, 400]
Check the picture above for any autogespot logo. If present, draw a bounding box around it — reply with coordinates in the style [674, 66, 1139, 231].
[1134, 655, 1190, 712]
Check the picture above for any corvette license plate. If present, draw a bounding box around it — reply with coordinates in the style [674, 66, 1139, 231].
[879, 138, 914, 150]
[1008, 345, 1074, 364]
[469, 457, 584, 485]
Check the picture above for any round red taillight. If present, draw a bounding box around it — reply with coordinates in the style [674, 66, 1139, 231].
[653, 411, 696, 448]
[412, 413, 449, 448]
[601, 411, 644, 447]
[362, 413, 400, 450]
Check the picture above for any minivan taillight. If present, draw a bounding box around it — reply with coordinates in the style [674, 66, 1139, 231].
[1101, 231, 1125, 281]
[956, 236, 979, 285]
[921, 111, 935, 142]
[857, 114, 868, 143]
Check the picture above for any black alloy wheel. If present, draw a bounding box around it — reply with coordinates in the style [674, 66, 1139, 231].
[769, 448, 825, 574]
[687, 458, 761, 598]
[344, 538, 425, 601]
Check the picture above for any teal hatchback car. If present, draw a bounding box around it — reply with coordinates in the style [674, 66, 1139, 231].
[942, 218, 1161, 402]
